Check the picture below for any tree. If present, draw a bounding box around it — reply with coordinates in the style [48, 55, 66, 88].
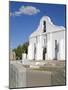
[22, 42, 29, 54]
[13, 42, 29, 60]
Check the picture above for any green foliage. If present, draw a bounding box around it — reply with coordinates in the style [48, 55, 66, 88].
[13, 42, 29, 60]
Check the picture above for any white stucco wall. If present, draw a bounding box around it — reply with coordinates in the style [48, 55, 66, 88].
[28, 35, 43, 60]
[28, 16, 65, 61]
[51, 30, 65, 60]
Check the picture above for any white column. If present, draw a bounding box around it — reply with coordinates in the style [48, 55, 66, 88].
[28, 44, 34, 60]
[59, 39, 65, 60]
[36, 35, 43, 60]
[47, 33, 53, 60]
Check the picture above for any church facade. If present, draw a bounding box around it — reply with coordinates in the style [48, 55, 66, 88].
[28, 16, 65, 61]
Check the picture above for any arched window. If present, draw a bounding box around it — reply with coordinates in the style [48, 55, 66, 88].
[34, 43, 36, 60]
[43, 21, 46, 32]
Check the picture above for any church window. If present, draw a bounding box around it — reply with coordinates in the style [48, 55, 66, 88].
[43, 21, 46, 32]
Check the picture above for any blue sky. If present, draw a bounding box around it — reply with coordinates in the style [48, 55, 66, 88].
[9, 1, 66, 49]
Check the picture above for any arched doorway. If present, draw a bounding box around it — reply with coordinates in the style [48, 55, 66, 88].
[34, 43, 36, 60]
[43, 48, 47, 60]
[55, 40, 58, 60]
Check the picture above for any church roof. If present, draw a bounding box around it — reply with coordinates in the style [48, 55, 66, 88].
[30, 16, 65, 38]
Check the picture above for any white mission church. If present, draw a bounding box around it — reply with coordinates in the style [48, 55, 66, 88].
[23, 16, 65, 61]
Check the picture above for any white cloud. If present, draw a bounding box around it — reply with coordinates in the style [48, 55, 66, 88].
[10, 6, 40, 16]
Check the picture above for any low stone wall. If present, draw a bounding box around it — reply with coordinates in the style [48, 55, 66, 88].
[9, 61, 27, 88]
